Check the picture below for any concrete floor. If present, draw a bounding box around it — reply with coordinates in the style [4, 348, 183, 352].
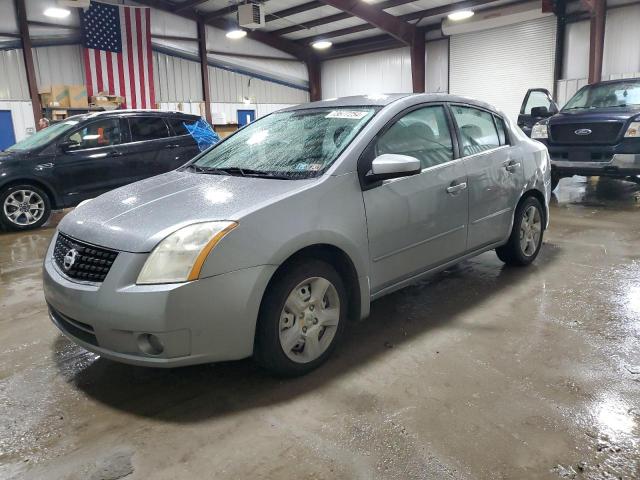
[1, 176, 639, 480]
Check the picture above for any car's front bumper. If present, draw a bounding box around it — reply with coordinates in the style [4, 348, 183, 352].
[550, 153, 640, 174]
[43, 232, 276, 367]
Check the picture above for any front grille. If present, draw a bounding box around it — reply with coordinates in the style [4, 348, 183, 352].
[53, 232, 118, 283]
[49, 305, 98, 346]
[550, 122, 624, 145]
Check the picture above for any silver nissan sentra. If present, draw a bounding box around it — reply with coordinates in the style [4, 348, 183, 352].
[43, 94, 551, 376]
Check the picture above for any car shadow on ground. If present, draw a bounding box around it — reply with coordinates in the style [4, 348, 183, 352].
[51, 244, 560, 424]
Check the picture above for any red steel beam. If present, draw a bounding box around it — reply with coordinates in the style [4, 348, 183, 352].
[587, 0, 606, 84]
[135, 0, 311, 60]
[410, 28, 426, 93]
[197, 21, 212, 124]
[271, 0, 418, 36]
[296, 0, 498, 45]
[317, 0, 415, 44]
[13, 0, 42, 129]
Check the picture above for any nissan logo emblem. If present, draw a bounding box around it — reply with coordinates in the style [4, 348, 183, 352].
[574, 128, 592, 136]
[63, 249, 78, 271]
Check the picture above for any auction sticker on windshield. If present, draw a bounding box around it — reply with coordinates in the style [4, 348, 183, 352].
[325, 110, 369, 119]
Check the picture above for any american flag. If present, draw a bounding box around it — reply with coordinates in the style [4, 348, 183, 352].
[80, 1, 155, 109]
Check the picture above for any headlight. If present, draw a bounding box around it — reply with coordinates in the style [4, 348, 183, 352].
[624, 122, 640, 137]
[137, 221, 237, 284]
[531, 123, 549, 139]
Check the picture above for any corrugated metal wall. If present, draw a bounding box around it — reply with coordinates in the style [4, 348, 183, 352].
[450, 16, 557, 121]
[0, 100, 36, 142]
[321, 47, 413, 99]
[153, 52, 203, 102]
[426, 40, 449, 94]
[33, 45, 84, 88]
[208, 65, 308, 105]
[0, 49, 29, 100]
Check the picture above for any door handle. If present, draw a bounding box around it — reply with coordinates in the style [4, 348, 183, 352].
[35, 162, 54, 170]
[165, 144, 180, 149]
[504, 159, 521, 172]
[108, 151, 123, 157]
[446, 181, 467, 194]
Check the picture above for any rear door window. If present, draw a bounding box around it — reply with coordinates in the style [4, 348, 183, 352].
[167, 118, 193, 136]
[129, 117, 170, 142]
[451, 106, 500, 156]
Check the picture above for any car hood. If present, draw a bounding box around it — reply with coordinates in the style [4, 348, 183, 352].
[546, 107, 640, 125]
[0, 150, 24, 166]
[59, 170, 317, 252]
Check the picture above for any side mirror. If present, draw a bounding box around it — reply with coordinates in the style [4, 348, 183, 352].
[530, 106, 553, 118]
[368, 154, 421, 182]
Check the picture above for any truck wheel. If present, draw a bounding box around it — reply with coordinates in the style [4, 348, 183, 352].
[496, 196, 544, 266]
[0, 184, 52, 231]
[254, 259, 347, 377]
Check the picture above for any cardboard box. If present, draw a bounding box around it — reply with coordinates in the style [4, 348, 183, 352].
[68, 85, 88, 108]
[90, 93, 125, 110]
[39, 85, 70, 108]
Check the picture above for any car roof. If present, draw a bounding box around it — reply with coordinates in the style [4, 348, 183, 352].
[280, 93, 503, 114]
[66, 109, 200, 123]
[588, 77, 640, 86]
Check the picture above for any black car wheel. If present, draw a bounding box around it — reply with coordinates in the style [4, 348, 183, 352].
[0, 184, 52, 231]
[496, 196, 544, 266]
[254, 259, 348, 377]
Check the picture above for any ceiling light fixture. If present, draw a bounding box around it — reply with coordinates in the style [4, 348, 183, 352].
[44, 7, 71, 18]
[311, 39, 332, 50]
[226, 29, 247, 40]
[448, 10, 474, 21]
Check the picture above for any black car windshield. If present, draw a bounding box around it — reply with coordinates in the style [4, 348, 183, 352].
[189, 107, 379, 178]
[6, 120, 80, 152]
[563, 80, 640, 110]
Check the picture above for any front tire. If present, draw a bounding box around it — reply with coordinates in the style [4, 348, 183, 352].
[496, 196, 544, 266]
[0, 184, 52, 231]
[254, 259, 347, 377]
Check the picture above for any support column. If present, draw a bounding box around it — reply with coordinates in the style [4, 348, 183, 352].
[588, 0, 606, 84]
[410, 28, 426, 93]
[553, 0, 567, 100]
[197, 20, 212, 124]
[14, 0, 42, 129]
[306, 59, 322, 102]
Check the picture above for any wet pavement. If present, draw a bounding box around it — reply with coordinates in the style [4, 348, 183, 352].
[0, 176, 639, 480]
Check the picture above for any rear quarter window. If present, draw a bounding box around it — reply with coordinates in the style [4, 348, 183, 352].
[167, 118, 193, 136]
[129, 117, 169, 142]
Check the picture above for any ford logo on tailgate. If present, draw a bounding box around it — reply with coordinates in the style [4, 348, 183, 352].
[574, 128, 592, 136]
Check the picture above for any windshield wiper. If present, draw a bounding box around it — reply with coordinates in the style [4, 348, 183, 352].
[185, 164, 292, 179]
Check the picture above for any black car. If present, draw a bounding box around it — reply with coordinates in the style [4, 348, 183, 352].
[517, 79, 640, 190]
[0, 110, 201, 231]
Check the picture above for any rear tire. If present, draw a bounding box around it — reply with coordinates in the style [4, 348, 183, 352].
[0, 184, 52, 231]
[496, 196, 544, 266]
[254, 259, 347, 377]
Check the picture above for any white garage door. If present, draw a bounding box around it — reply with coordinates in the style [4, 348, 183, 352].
[449, 16, 557, 121]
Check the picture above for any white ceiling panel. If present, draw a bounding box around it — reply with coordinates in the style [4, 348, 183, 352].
[282, 17, 369, 40]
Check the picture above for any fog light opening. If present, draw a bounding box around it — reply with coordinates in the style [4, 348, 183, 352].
[137, 333, 164, 356]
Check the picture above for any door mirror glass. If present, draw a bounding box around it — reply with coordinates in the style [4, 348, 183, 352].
[530, 106, 552, 118]
[369, 154, 421, 181]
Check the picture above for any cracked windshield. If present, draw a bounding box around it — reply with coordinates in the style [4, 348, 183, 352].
[189, 107, 379, 178]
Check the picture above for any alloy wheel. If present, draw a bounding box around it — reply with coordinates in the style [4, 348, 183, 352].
[3, 190, 46, 226]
